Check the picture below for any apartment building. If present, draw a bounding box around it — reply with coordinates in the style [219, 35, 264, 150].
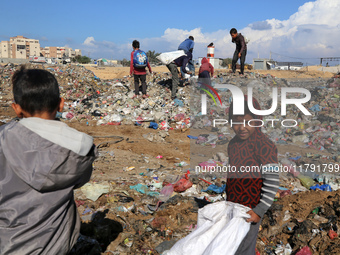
[0, 36, 40, 59]
[0, 41, 11, 58]
[41, 46, 82, 59]
[11, 36, 40, 59]
[0, 35, 82, 60]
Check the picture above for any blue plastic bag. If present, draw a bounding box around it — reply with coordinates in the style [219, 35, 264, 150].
[187, 135, 198, 139]
[174, 99, 184, 107]
[149, 122, 158, 129]
[202, 184, 226, 194]
[310, 184, 332, 191]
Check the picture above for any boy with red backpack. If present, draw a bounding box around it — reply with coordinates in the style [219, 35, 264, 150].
[130, 40, 152, 99]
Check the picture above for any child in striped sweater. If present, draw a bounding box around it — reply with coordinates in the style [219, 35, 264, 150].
[227, 96, 279, 255]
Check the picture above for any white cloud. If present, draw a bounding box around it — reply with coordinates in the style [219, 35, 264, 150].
[82, 0, 340, 65]
[240, 0, 340, 62]
[83, 37, 96, 47]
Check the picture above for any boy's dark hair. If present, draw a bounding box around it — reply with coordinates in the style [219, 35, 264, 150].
[230, 28, 237, 35]
[12, 65, 60, 115]
[228, 96, 261, 122]
[189, 36, 194, 41]
[132, 40, 140, 49]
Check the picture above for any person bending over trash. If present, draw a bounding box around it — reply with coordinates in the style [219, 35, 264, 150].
[178, 36, 195, 78]
[166, 51, 192, 100]
[227, 96, 279, 255]
[130, 40, 152, 99]
[0, 66, 97, 255]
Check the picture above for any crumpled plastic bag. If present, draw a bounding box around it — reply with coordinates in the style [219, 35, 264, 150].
[173, 171, 192, 192]
[80, 182, 110, 201]
[129, 183, 149, 194]
[164, 201, 251, 255]
[201, 184, 226, 194]
[310, 184, 332, 191]
[130, 183, 160, 197]
[296, 246, 312, 255]
[173, 178, 193, 192]
[160, 121, 170, 131]
[156, 50, 186, 65]
[298, 175, 315, 189]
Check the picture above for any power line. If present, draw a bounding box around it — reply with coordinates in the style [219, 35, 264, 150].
[270, 51, 319, 60]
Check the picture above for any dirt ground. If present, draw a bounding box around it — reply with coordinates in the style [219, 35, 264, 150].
[85, 65, 336, 80]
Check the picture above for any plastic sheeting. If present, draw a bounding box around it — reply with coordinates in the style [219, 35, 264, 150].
[164, 201, 251, 255]
[156, 50, 186, 65]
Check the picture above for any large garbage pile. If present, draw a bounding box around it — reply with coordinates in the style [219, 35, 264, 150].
[1, 63, 340, 254]
[0, 63, 191, 128]
[190, 73, 340, 160]
[258, 182, 340, 255]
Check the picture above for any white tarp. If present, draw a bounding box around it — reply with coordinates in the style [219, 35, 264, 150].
[156, 50, 186, 65]
[164, 201, 251, 255]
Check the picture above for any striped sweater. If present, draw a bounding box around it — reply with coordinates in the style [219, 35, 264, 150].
[226, 129, 280, 218]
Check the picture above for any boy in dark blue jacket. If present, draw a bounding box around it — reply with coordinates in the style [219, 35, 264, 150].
[166, 52, 192, 99]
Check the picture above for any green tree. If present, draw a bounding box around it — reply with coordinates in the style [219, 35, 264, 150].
[72, 55, 91, 64]
[146, 50, 161, 65]
[121, 58, 130, 67]
[221, 58, 233, 67]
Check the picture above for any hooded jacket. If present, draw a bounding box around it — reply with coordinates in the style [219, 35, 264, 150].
[0, 118, 96, 255]
[199, 57, 214, 76]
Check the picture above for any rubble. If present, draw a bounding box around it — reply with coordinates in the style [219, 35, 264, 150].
[1, 63, 340, 254]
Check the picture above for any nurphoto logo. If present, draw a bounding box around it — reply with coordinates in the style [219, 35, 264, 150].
[200, 84, 311, 127]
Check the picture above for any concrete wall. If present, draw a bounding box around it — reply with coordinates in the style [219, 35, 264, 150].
[198, 57, 221, 69]
[253, 58, 271, 70]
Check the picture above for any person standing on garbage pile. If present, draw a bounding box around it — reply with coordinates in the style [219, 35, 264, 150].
[230, 28, 247, 76]
[199, 57, 214, 86]
[227, 96, 279, 255]
[0, 66, 97, 255]
[130, 40, 152, 99]
[166, 51, 193, 100]
[178, 36, 195, 77]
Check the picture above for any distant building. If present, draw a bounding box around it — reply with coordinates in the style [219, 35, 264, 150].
[41, 47, 64, 58]
[0, 36, 40, 59]
[253, 58, 303, 70]
[75, 49, 82, 57]
[0, 35, 82, 64]
[41, 46, 82, 59]
[273, 62, 303, 70]
[0, 41, 11, 58]
[252, 58, 272, 70]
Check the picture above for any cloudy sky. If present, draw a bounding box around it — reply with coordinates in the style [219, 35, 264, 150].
[1, 0, 339, 65]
